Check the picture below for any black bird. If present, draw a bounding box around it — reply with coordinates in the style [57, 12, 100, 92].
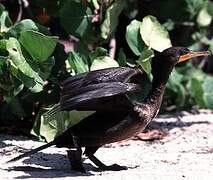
[8, 47, 210, 172]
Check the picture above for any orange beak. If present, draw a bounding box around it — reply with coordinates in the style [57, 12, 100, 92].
[178, 50, 211, 64]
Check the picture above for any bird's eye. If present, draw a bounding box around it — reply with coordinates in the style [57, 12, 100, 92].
[180, 49, 190, 55]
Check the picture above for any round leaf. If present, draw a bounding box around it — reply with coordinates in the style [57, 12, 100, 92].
[60, 1, 92, 37]
[7, 19, 38, 38]
[140, 15, 172, 52]
[19, 30, 58, 62]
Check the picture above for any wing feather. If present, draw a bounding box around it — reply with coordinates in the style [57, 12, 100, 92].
[60, 82, 140, 111]
[61, 67, 141, 94]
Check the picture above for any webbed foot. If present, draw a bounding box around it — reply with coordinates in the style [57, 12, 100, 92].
[98, 163, 127, 171]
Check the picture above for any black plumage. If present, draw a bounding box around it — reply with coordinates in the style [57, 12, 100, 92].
[8, 47, 210, 172]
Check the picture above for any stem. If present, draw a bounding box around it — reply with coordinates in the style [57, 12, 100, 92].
[16, 0, 23, 23]
[109, 36, 116, 59]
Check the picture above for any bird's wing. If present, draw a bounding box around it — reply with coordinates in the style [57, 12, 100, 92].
[60, 82, 140, 112]
[61, 67, 141, 93]
[44, 67, 141, 118]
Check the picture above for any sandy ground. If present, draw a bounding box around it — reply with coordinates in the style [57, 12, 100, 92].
[0, 110, 213, 180]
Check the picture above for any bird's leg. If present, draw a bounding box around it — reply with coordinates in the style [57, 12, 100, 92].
[67, 136, 85, 173]
[84, 146, 127, 171]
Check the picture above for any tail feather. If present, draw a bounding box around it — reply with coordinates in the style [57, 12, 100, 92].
[43, 104, 61, 122]
[7, 141, 55, 163]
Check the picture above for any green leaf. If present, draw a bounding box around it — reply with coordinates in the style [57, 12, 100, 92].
[188, 78, 205, 107]
[90, 56, 119, 71]
[31, 108, 94, 142]
[68, 52, 89, 74]
[7, 19, 38, 38]
[12, 78, 24, 96]
[167, 70, 186, 106]
[39, 57, 55, 80]
[0, 39, 7, 49]
[6, 37, 44, 92]
[0, 4, 5, 13]
[137, 49, 154, 80]
[74, 41, 90, 57]
[202, 76, 213, 109]
[0, 56, 24, 97]
[0, 57, 13, 93]
[117, 48, 127, 66]
[140, 15, 172, 52]
[60, 1, 92, 37]
[101, 0, 125, 39]
[26, 56, 55, 80]
[89, 47, 108, 64]
[126, 20, 145, 56]
[207, 0, 213, 16]
[7, 38, 35, 78]
[0, 39, 8, 56]
[19, 30, 58, 62]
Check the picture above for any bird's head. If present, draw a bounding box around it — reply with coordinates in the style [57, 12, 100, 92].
[161, 46, 211, 65]
[151, 47, 211, 86]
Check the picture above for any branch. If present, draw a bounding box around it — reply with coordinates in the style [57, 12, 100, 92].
[109, 36, 116, 59]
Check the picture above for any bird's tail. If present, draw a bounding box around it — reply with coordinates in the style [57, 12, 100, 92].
[7, 140, 56, 163]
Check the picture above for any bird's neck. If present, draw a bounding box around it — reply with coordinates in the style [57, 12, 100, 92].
[146, 82, 166, 101]
[144, 62, 174, 116]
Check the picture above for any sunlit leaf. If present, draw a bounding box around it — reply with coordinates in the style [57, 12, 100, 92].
[140, 15, 172, 52]
[90, 56, 119, 71]
[197, 7, 212, 27]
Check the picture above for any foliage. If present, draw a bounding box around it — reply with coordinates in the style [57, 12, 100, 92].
[0, 0, 213, 141]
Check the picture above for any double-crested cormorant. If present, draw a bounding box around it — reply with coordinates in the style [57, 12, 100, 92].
[8, 47, 210, 172]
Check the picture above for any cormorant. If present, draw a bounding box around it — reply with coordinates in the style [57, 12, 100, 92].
[7, 47, 210, 172]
